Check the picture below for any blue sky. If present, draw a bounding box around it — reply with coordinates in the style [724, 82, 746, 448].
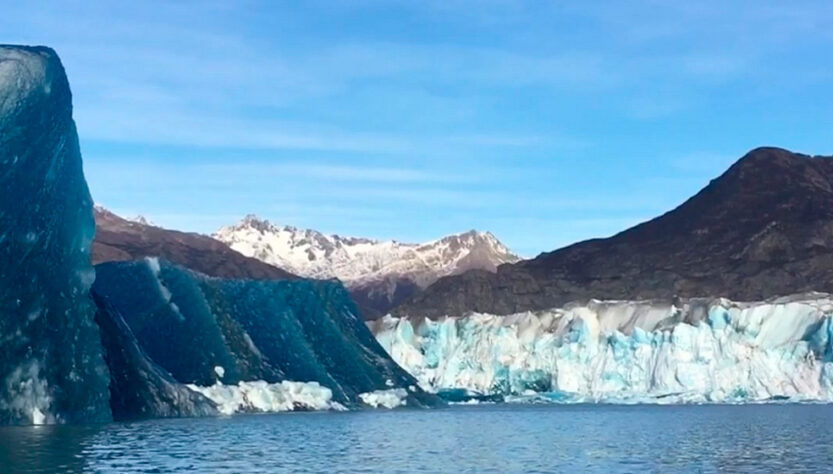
[3, 1, 833, 256]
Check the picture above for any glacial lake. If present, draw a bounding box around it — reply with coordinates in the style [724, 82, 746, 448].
[1, 403, 831, 473]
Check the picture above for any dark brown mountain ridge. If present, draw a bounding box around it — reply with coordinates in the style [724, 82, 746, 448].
[92, 207, 298, 281]
[396, 147, 833, 318]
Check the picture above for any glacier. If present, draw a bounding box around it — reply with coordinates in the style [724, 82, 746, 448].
[372, 295, 833, 403]
[92, 258, 440, 409]
[0, 46, 111, 424]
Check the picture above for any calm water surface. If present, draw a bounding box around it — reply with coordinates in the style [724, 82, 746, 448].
[1, 404, 832, 473]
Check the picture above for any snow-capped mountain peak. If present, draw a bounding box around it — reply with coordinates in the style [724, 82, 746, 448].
[213, 216, 520, 288]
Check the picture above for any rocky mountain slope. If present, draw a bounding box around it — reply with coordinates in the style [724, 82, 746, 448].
[214, 216, 519, 316]
[92, 207, 297, 281]
[397, 147, 833, 318]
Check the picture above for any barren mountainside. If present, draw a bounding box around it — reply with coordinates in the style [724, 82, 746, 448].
[397, 147, 833, 318]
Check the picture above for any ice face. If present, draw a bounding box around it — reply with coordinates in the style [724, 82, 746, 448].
[373, 295, 833, 403]
[93, 258, 278, 387]
[92, 291, 217, 420]
[92, 259, 441, 408]
[0, 46, 111, 425]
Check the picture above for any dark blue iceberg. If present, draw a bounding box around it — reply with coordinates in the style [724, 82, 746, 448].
[0, 44, 436, 423]
[92, 291, 217, 420]
[93, 258, 439, 408]
[0, 46, 111, 425]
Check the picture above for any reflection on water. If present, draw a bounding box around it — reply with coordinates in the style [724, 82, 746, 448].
[1, 404, 832, 473]
[0, 423, 102, 473]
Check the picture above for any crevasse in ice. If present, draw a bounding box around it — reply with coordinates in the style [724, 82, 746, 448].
[372, 295, 833, 403]
[0, 46, 111, 425]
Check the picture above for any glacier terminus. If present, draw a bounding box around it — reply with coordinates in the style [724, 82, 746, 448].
[372, 295, 833, 403]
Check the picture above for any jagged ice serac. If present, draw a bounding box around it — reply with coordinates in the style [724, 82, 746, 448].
[372, 295, 833, 403]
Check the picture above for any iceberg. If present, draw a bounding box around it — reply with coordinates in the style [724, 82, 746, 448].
[0, 44, 438, 424]
[0, 46, 111, 425]
[93, 258, 281, 387]
[358, 388, 408, 409]
[92, 291, 218, 420]
[372, 295, 833, 403]
[187, 381, 345, 415]
[92, 258, 440, 408]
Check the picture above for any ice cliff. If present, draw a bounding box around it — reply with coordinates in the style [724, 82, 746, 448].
[92, 258, 439, 409]
[0, 46, 111, 424]
[372, 295, 833, 403]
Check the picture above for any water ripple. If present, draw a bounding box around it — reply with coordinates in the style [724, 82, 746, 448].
[1, 404, 832, 473]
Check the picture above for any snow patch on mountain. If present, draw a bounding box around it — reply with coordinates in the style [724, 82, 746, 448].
[213, 215, 519, 288]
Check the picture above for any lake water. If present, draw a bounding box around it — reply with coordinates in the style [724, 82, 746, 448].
[1, 404, 832, 473]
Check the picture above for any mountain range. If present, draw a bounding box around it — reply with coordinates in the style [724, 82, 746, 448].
[92, 146, 833, 321]
[213, 217, 519, 317]
[92, 209, 519, 318]
[397, 147, 833, 317]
